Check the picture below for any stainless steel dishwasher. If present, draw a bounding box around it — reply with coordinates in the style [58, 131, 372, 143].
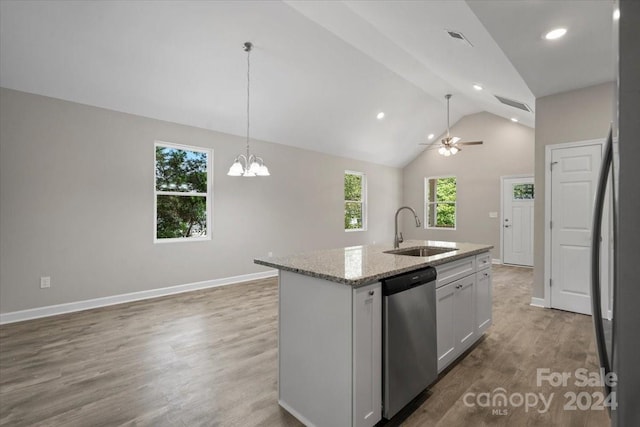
[382, 267, 437, 420]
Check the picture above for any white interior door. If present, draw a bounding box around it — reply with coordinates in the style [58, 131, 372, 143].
[550, 144, 601, 315]
[502, 176, 534, 266]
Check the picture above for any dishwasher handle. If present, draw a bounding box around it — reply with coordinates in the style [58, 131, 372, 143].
[382, 267, 437, 296]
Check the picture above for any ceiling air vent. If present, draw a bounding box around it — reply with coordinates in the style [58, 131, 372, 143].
[445, 30, 473, 47]
[494, 95, 533, 113]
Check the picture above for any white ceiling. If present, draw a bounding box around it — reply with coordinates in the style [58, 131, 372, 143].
[0, 1, 615, 167]
[467, 0, 615, 98]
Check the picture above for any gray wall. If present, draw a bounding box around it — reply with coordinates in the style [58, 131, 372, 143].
[532, 82, 614, 299]
[0, 88, 402, 313]
[401, 111, 534, 260]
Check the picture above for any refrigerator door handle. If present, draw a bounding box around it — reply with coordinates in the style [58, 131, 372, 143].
[590, 127, 613, 400]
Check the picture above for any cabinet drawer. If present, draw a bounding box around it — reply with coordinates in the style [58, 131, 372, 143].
[435, 256, 476, 288]
[476, 252, 491, 271]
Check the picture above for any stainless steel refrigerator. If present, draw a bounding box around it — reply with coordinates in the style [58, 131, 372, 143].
[591, 1, 640, 425]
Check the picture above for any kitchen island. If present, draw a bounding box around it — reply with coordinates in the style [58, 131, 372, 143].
[254, 240, 493, 427]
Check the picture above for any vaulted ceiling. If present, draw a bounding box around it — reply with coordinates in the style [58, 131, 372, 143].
[0, 1, 615, 167]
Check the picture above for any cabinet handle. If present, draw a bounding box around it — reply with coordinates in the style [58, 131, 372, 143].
[368, 290, 375, 296]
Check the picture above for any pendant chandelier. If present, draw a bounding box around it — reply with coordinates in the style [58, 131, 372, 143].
[227, 42, 270, 177]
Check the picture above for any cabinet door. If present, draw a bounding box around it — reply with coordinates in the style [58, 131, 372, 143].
[436, 281, 456, 372]
[353, 283, 381, 427]
[476, 269, 493, 334]
[454, 275, 477, 352]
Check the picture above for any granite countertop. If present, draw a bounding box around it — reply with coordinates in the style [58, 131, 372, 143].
[254, 240, 493, 287]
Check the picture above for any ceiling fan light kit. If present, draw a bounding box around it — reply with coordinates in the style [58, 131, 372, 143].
[420, 94, 484, 157]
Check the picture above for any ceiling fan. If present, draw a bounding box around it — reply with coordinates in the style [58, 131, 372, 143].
[420, 94, 483, 156]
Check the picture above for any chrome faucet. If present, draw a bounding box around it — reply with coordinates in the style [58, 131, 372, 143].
[394, 206, 421, 249]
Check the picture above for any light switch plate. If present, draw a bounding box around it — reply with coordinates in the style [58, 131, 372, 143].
[489, 212, 498, 218]
[40, 276, 51, 288]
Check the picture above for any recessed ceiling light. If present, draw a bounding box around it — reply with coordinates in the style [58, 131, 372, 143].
[428, 134, 435, 140]
[544, 28, 567, 40]
[473, 84, 483, 91]
[511, 118, 519, 123]
[613, 9, 620, 21]
[376, 112, 385, 120]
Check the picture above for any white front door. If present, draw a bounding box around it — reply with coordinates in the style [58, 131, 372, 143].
[502, 176, 534, 266]
[550, 144, 602, 315]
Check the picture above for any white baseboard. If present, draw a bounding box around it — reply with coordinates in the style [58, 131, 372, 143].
[0, 270, 278, 325]
[530, 297, 546, 308]
[492, 258, 502, 265]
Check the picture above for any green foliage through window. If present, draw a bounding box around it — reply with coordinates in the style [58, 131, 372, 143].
[345, 172, 365, 230]
[513, 184, 534, 200]
[155, 144, 210, 240]
[426, 177, 456, 228]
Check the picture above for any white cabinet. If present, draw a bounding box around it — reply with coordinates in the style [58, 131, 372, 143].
[435, 252, 492, 373]
[476, 266, 492, 335]
[454, 275, 477, 350]
[278, 271, 381, 427]
[435, 256, 476, 288]
[353, 283, 382, 427]
[436, 280, 456, 370]
[435, 274, 476, 372]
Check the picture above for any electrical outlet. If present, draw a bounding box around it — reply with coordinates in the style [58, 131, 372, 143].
[268, 251, 273, 257]
[489, 212, 498, 218]
[40, 276, 51, 289]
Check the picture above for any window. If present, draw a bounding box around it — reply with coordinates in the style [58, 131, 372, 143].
[425, 176, 457, 229]
[513, 183, 534, 200]
[154, 142, 212, 242]
[344, 171, 366, 231]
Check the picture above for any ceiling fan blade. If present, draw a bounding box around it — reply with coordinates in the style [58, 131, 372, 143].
[451, 136, 461, 144]
[459, 141, 484, 145]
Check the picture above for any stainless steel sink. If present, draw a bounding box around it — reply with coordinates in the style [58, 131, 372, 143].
[384, 246, 456, 257]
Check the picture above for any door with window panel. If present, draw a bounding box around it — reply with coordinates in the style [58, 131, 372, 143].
[502, 177, 534, 266]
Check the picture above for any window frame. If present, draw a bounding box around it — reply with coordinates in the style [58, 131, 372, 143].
[154, 141, 213, 243]
[424, 175, 457, 231]
[344, 170, 367, 232]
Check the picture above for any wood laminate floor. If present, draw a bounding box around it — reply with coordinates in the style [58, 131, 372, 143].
[0, 266, 610, 426]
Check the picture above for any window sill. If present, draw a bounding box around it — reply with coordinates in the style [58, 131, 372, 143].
[154, 236, 211, 244]
[345, 228, 367, 233]
[424, 226, 457, 231]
